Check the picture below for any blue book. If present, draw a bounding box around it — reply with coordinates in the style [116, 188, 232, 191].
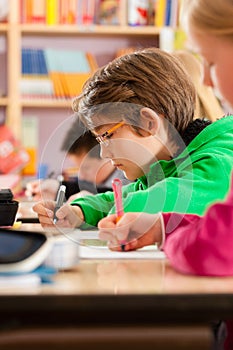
[38, 49, 48, 75]
[21, 48, 26, 74]
[22, 48, 32, 75]
[165, 0, 172, 26]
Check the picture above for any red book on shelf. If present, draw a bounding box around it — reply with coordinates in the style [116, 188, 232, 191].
[0, 125, 29, 174]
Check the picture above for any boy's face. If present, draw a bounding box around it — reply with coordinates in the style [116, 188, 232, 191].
[94, 123, 163, 181]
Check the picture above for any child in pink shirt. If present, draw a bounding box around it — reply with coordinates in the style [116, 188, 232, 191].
[98, 0, 233, 278]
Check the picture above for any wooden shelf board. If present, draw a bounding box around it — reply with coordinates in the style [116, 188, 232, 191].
[21, 98, 73, 108]
[20, 24, 160, 36]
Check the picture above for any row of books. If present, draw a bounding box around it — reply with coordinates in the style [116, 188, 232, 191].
[20, 0, 179, 28]
[21, 47, 97, 99]
[155, 0, 179, 27]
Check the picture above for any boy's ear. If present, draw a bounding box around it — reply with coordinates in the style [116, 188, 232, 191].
[140, 107, 161, 135]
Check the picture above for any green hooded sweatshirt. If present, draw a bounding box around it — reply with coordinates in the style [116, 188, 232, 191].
[72, 116, 233, 227]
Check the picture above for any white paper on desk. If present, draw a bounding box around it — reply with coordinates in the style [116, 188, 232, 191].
[53, 230, 166, 260]
[79, 245, 166, 260]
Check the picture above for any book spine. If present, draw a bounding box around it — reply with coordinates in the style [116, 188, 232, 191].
[67, 0, 77, 24]
[21, 48, 54, 99]
[165, 0, 172, 26]
[169, 0, 179, 28]
[60, 0, 67, 24]
[31, 0, 46, 23]
[128, 0, 149, 26]
[81, 0, 95, 25]
[46, 0, 59, 25]
[25, 0, 33, 23]
[155, 0, 166, 27]
[98, 0, 120, 25]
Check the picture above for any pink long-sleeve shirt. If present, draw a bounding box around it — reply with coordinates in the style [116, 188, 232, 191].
[162, 175, 233, 276]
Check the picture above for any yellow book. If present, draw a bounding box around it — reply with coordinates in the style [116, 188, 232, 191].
[46, 0, 58, 25]
[155, 0, 166, 27]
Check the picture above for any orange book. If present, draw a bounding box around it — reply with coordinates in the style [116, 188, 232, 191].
[49, 72, 65, 99]
[59, 73, 70, 98]
[59, 0, 76, 24]
[24, 0, 33, 23]
[67, 0, 76, 24]
[86, 52, 98, 72]
[21, 147, 37, 176]
[21, 117, 38, 177]
[63, 72, 92, 98]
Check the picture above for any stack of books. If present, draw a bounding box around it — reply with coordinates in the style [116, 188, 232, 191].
[21, 48, 53, 99]
[155, 0, 179, 27]
[20, 47, 98, 99]
[20, 0, 179, 28]
[20, 0, 116, 26]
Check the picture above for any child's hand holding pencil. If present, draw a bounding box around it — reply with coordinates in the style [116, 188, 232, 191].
[112, 178, 126, 250]
[98, 211, 163, 252]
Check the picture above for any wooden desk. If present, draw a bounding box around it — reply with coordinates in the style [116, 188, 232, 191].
[0, 255, 232, 350]
[0, 223, 231, 349]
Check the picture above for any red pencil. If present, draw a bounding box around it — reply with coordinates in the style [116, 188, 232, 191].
[112, 178, 126, 250]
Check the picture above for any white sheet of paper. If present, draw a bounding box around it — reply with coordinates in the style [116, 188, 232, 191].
[53, 230, 166, 260]
[79, 244, 166, 260]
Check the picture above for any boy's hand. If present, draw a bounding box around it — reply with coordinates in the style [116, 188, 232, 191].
[98, 212, 163, 251]
[33, 200, 84, 232]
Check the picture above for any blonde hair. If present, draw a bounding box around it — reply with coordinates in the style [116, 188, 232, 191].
[173, 50, 224, 121]
[181, 0, 233, 39]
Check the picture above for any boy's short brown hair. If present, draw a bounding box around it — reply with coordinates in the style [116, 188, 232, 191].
[73, 47, 196, 133]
